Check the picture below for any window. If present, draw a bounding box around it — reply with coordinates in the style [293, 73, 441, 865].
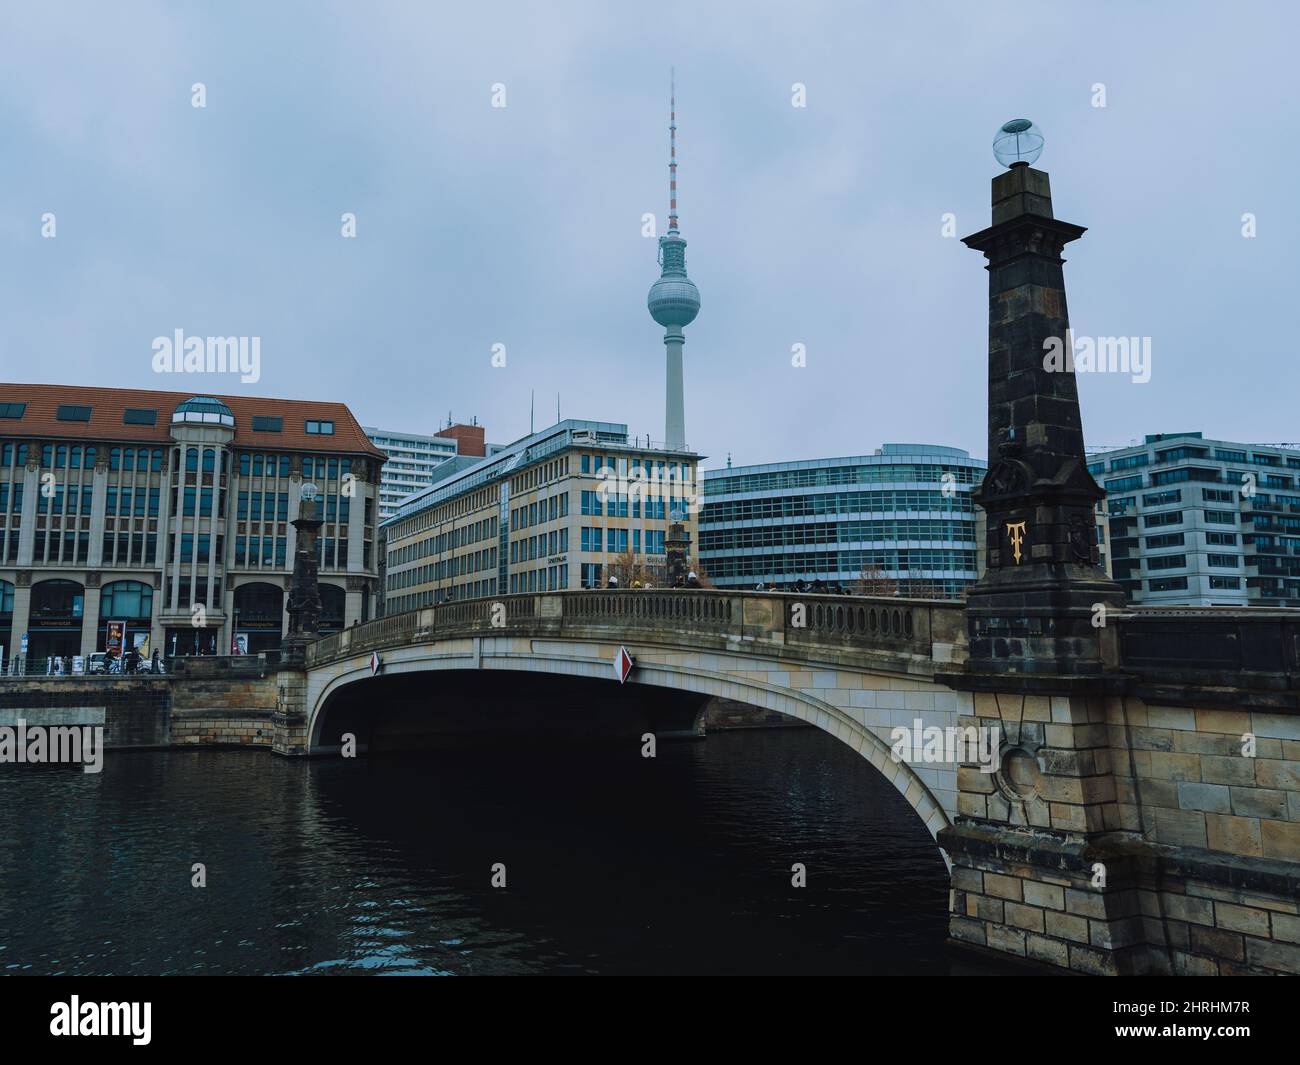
[1143, 490, 1181, 506]
[1148, 576, 1188, 592]
[1105, 475, 1144, 492]
[1147, 554, 1187, 570]
[1209, 576, 1241, 589]
[1143, 511, 1183, 528]
[1206, 554, 1239, 568]
[305, 420, 334, 435]
[253, 415, 283, 432]
[0, 403, 26, 419]
[123, 408, 158, 426]
[56, 405, 92, 422]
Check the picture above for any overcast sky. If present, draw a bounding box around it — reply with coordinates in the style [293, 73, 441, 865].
[2, 1, 1296, 469]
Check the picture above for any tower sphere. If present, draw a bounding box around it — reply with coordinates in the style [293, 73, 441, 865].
[993, 118, 1044, 167]
[647, 273, 701, 328]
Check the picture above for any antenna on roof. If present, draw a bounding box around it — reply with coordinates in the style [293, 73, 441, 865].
[530, 390, 535, 435]
[556, 393, 560, 425]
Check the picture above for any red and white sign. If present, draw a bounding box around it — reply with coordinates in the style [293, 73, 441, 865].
[613, 645, 634, 684]
[370, 651, 382, 676]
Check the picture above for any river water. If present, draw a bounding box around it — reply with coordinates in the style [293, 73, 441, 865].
[0, 727, 972, 975]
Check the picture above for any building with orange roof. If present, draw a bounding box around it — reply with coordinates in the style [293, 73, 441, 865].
[0, 383, 385, 666]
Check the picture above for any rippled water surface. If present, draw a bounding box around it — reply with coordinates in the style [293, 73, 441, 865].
[0, 728, 969, 975]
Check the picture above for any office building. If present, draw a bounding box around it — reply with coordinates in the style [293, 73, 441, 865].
[381, 419, 701, 612]
[1089, 432, 1300, 606]
[698, 445, 984, 597]
[0, 383, 385, 663]
[364, 423, 484, 522]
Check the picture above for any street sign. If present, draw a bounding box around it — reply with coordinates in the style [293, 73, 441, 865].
[370, 651, 382, 676]
[613, 645, 634, 684]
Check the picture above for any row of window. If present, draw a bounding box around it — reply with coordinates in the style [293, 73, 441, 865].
[577, 528, 667, 555]
[1094, 450, 1300, 475]
[512, 529, 570, 562]
[387, 547, 499, 590]
[579, 490, 670, 519]
[700, 518, 977, 551]
[703, 491, 974, 524]
[512, 492, 569, 530]
[704, 463, 980, 496]
[388, 516, 499, 568]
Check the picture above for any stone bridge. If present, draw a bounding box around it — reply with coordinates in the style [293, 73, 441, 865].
[275, 151, 1300, 977]
[273, 589, 1300, 976]
[294, 590, 971, 843]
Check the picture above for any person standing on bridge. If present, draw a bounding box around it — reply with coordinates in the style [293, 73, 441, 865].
[607, 574, 619, 588]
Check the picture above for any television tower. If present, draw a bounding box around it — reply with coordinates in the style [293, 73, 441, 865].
[646, 69, 700, 451]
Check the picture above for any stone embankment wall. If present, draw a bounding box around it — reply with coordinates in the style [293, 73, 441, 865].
[167, 657, 279, 748]
[0, 657, 281, 751]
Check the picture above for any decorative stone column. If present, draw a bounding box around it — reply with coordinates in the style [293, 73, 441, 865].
[939, 130, 1138, 974]
[275, 482, 323, 756]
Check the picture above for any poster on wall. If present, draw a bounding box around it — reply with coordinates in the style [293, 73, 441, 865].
[105, 620, 126, 657]
[232, 633, 249, 656]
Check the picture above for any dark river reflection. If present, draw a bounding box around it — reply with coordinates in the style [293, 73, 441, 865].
[0, 727, 976, 975]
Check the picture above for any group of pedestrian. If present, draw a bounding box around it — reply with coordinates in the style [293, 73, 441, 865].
[603, 570, 703, 590]
[753, 578, 851, 595]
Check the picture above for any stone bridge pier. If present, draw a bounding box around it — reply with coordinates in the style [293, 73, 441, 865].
[934, 155, 1300, 975]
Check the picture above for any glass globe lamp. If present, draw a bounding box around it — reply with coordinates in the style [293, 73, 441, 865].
[993, 119, 1044, 167]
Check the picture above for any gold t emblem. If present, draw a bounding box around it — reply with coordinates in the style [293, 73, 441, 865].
[1005, 521, 1027, 564]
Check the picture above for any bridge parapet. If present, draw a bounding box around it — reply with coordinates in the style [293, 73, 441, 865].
[306, 590, 967, 674]
[1118, 606, 1300, 702]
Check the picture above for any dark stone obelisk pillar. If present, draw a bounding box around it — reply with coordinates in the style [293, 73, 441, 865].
[961, 162, 1125, 675]
[283, 486, 323, 659]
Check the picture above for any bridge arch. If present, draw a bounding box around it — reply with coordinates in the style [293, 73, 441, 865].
[306, 637, 954, 848]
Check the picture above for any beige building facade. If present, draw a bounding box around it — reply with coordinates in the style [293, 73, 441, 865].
[382, 420, 701, 612]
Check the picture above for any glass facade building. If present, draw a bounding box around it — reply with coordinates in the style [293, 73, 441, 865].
[698, 444, 984, 597]
[1089, 432, 1300, 607]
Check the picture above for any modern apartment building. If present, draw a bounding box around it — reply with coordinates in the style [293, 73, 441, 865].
[0, 383, 385, 664]
[697, 445, 985, 598]
[1089, 432, 1300, 607]
[364, 428, 458, 521]
[381, 419, 701, 612]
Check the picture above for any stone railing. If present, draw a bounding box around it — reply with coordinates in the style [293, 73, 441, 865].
[305, 590, 967, 670]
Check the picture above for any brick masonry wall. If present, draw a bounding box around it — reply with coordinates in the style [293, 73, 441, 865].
[945, 690, 1300, 975]
[171, 674, 279, 748]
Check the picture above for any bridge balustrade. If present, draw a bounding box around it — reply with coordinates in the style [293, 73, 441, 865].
[305, 590, 964, 669]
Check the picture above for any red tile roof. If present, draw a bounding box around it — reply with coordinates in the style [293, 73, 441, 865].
[0, 382, 386, 459]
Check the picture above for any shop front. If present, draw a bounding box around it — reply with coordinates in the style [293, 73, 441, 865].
[232, 581, 284, 654]
[27, 579, 85, 663]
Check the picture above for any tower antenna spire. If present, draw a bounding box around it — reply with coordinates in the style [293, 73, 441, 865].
[668, 67, 679, 235]
[647, 68, 699, 453]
